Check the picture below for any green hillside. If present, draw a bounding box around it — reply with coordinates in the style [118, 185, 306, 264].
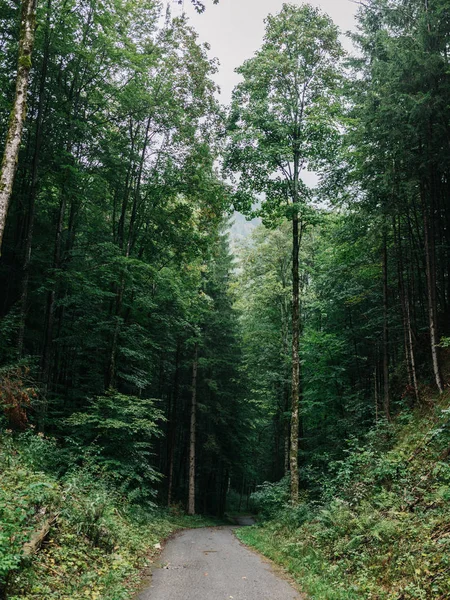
[238, 388, 450, 600]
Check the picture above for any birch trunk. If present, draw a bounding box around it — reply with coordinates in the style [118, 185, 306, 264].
[0, 0, 37, 251]
[188, 342, 199, 515]
[422, 192, 443, 393]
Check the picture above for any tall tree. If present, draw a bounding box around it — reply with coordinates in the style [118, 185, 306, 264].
[0, 0, 36, 250]
[225, 3, 343, 503]
[188, 340, 199, 515]
[347, 0, 450, 394]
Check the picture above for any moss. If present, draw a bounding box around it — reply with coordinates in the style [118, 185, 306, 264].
[19, 54, 32, 70]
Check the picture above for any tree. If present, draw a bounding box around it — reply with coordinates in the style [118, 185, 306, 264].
[347, 0, 450, 395]
[225, 3, 343, 503]
[234, 224, 293, 481]
[0, 0, 238, 514]
[188, 340, 199, 515]
[0, 0, 37, 251]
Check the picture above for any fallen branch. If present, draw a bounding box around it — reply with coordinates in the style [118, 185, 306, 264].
[22, 514, 58, 559]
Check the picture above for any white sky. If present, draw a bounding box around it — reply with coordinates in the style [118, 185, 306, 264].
[176, 0, 358, 103]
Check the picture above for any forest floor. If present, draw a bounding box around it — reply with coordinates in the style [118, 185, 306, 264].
[135, 525, 303, 600]
[238, 390, 450, 600]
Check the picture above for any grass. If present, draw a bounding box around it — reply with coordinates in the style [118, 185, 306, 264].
[237, 391, 450, 600]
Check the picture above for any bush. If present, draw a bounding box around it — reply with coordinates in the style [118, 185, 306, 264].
[250, 476, 290, 518]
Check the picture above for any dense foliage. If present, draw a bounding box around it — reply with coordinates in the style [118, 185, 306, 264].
[239, 391, 450, 599]
[229, 0, 450, 499]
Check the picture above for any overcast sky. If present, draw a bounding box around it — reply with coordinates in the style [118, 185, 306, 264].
[176, 0, 358, 103]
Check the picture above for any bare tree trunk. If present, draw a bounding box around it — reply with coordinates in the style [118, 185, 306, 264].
[188, 342, 199, 515]
[284, 394, 290, 475]
[382, 232, 391, 421]
[406, 297, 420, 402]
[290, 154, 301, 504]
[167, 340, 181, 506]
[422, 192, 443, 393]
[41, 190, 67, 394]
[0, 0, 37, 252]
[238, 474, 245, 512]
[393, 215, 420, 403]
[281, 283, 290, 476]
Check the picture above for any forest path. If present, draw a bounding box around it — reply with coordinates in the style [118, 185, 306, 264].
[136, 526, 303, 600]
[229, 515, 256, 526]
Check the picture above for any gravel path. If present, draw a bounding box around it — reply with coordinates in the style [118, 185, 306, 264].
[136, 526, 303, 600]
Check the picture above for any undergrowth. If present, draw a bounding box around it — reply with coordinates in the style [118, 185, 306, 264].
[0, 431, 216, 600]
[237, 391, 450, 600]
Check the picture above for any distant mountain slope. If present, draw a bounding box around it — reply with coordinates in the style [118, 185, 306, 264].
[229, 211, 260, 246]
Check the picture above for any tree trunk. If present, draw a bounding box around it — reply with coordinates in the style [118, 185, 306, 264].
[406, 297, 420, 403]
[18, 0, 52, 354]
[394, 215, 420, 403]
[105, 119, 152, 388]
[40, 189, 67, 395]
[422, 191, 443, 393]
[167, 339, 181, 506]
[382, 231, 391, 421]
[290, 154, 301, 504]
[374, 366, 378, 423]
[280, 275, 291, 477]
[0, 0, 37, 252]
[188, 342, 199, 515]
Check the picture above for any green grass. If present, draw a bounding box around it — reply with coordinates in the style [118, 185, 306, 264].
[237, 392, 450, 600]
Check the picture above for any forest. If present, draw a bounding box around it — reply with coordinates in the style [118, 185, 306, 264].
[0, 0, 450, 598]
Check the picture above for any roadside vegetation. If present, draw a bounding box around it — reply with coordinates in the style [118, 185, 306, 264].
[0, 431, 217, 600]
[238, 389, 450, 600]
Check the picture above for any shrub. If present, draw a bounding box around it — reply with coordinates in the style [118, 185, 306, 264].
[250, 476, 290, 518]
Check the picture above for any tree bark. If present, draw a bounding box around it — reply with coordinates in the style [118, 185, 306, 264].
[18, 0, 52, 354]
[406, 297, 420, 403]
[280, 274, 291, 476]
[22, 514, 57, 558]
[167, 339, 181, 506]
[382, 231, 391, 421]
[290, 155, 301, 504]
[40, 189, 67, 395]
[374, 366, 378, 423]
[0, 0, 37, 252]
[188, 342, 199, 515]
[394, 215, 420, 403]
[422, 191, 444, 393]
